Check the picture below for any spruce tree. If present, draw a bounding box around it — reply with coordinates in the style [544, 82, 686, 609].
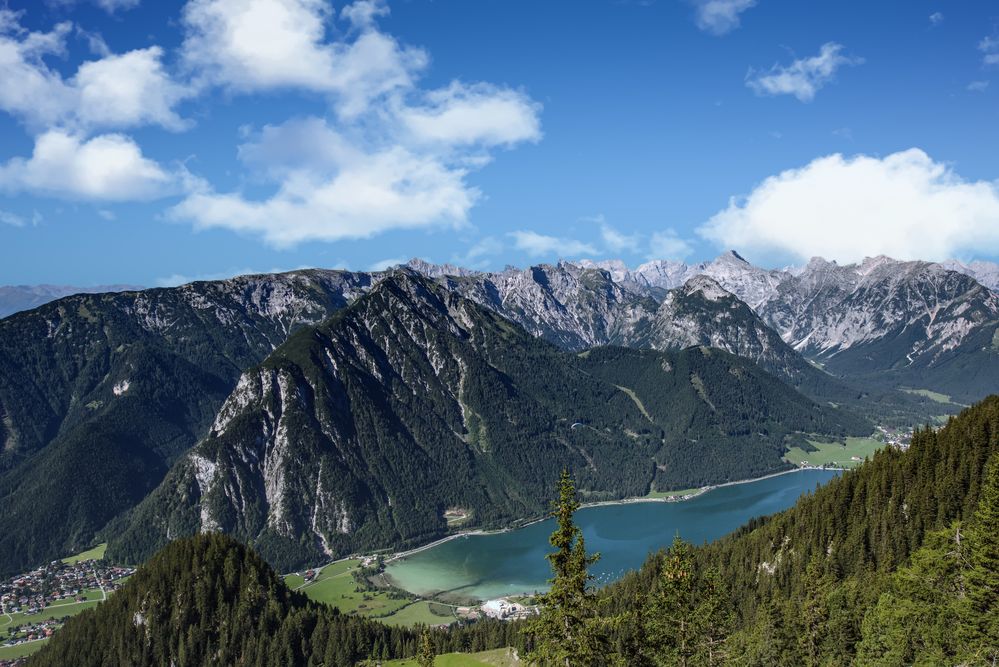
[798, 557, 830, 666]
[964, 454, 999, 664]
[525, 470, 604, 666]
[418, 628, 436, 667]
[643, 536, 697, 666]
[694, 567, 732, 666]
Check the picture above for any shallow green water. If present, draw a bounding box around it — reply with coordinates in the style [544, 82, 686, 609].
[385, 469, 838, 601]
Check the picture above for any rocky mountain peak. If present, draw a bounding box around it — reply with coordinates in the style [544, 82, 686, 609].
[404, 258, 479, 279]
[678, 274, 732, 302]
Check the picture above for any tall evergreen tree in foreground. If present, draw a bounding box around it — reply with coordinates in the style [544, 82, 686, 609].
[642, 536, 732, 666]
[964, 453, 999, 664]
[525, 470, 605, 666]
[418, 628, 436, 667]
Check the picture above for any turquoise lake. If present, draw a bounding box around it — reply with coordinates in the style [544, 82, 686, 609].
[385, 469, 838, 601]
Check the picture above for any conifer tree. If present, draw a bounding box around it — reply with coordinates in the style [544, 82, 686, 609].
[964, 454, 999, 664]
[525, 470, 604, 666]
[798, 557, 830, 666]
[694, 567, 732, 667]
[643, 536, 698, 666]
[418, 628, 436, 667]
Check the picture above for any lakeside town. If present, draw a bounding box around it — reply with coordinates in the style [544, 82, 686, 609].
[0, 552, 133, 666]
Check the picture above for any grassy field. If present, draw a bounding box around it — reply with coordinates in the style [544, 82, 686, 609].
[784, 437, 883, 468]
[0, 638, 49, 661]
[646, 487, 701, 499]
[61, 543, 106, 564]
[379, 601, 455, 627]
[901, 387, 965, 406]
[285, 560, 411, 618]
[1, 598, 102, 629]
[382, 647, 520, 666]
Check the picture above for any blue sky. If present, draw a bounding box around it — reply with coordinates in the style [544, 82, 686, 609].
[1, 0, 999, 286]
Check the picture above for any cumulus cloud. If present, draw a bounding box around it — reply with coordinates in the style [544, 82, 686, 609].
[747, 43, 863, 102]
[929, 12, 943, 27]
[968, 80, 990, 92]
[181, 0, 426, 117]
[0, 130, 183, 201]
[400, 82, 542, 148]
[0, 1, 541, 243]
[74, 47, 190, 130]
[171, 2, 542, 247]
[648, 230, 693, 259]
[0, 10, 190, 132]
[698, 148, 999, 263]
[452, 236, 504, 267]
[172, 118, 477, 246]
[691, 0, 756, 35]
[509, 231, 597, 258]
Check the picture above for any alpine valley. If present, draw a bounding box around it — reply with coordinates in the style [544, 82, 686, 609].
[0, 252, 995, 577]
[2, 251, 998, 666]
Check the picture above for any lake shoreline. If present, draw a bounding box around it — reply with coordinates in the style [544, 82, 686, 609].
[383, 465, 844, 564]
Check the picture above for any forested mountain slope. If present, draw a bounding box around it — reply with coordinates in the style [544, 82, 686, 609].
[603, 395, 999, 664]
[106, 271, 867, 572]
[27, 533, 518, 667]
[0, 270, 375, 575]
[425, 262, 942, 425]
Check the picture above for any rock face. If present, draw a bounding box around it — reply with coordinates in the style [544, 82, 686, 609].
[0, 269, 378, 575]
[108, 271, 868, 571]
[424, 262, 817, 385]
[4, 251, 996, 574]
[940, 258, 999, 292]
[563, 253, 999, 403]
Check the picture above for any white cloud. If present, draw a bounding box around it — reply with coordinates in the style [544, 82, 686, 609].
[76, 27, 111, 57]
[747, 43, 863, 102]
[453, 236, 503, 267]
[509, 231, 597, 258]
[0, 210, 27, 226]
[0, 130, 182, 201]
[595, 217, 641, 253]
[980, 36, 999, 66]
[181, 0, 426, 116]
[172, 119, 477, 247]
[0, 11, 190, 132]
[170, 2, 542, 248]
[0, 12, 76, 130]
[74, 47, 191, 131]
[340, 0, 388, 28]
[698, 148, 999, 263]
[968, 80, 990, 92]
[400, 82, 542, 147]
[692, 0, 755, 35]
[648, 230, 693, 259]
[368, 257, 405, 271]
[929, 12, 943, 27]
[94, 0, 141, 12]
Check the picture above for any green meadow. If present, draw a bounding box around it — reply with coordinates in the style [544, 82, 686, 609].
[784, 437, 883, 468]
[382, 647, 520, 666]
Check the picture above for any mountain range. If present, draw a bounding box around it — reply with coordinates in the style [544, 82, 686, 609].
[105, 272, 866, 571]
[0, 284, 143, 319]
[0, 251, 996, 575]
